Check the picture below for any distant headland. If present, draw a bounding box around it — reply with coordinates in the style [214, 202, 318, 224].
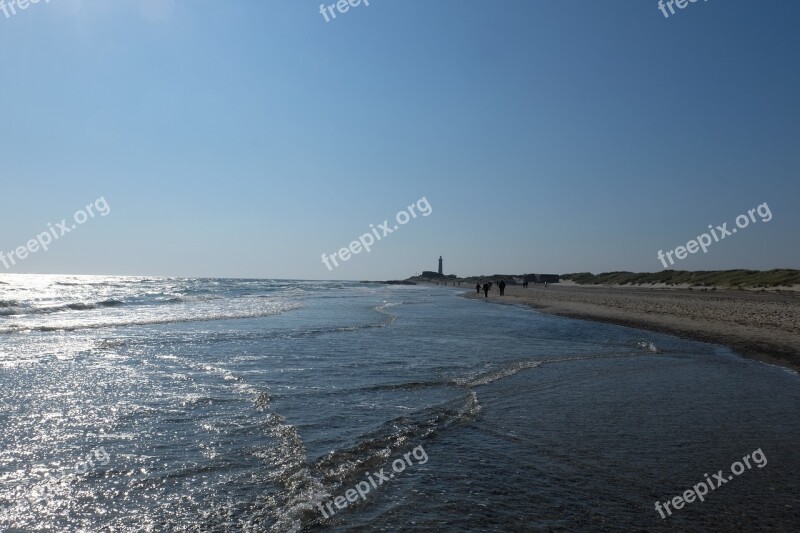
[370, 268, 800, 290]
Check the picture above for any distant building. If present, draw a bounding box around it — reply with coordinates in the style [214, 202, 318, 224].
[525, 274, 560, 284]
[438, 256, 443, 275]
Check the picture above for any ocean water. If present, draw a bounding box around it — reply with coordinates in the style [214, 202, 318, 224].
[0, 275, 798, 532]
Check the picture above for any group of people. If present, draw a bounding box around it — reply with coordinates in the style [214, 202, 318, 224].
[521, 280, 546, 288]
[475, 280, 506, 297]
[473, 279, 549, 296]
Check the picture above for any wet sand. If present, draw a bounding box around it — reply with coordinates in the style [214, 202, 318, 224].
[465, 284, 800, 371]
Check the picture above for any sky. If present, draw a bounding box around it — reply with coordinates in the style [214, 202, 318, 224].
[1, 0, 798, 280]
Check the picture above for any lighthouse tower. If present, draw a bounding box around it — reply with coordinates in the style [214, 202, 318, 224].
[438, 256, 443, 275]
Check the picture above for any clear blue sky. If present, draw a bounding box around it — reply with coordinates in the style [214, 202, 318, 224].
[1, 0, 798, 279]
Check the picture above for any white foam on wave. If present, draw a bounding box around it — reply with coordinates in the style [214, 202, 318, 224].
[454, 343, 660, 388]
[246, 411, 327, 533]
[374, 301, 401, 326]
[0, 300, 303, 334]
[254, 388, 482, 531]
[455, 360, 544, 387]
[637, 340, 659, 353]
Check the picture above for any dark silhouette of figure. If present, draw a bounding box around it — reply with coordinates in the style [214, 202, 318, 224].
[482, 282, 490, 297]
[523, 280, 528, 289]
[498, 280, 506, 295]
[476, 283, 481, 294]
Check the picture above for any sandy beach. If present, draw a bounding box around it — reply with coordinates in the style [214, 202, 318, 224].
[465, 284, 800, 371]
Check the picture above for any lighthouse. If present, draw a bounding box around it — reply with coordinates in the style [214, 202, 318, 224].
[438, 256, 443, 275]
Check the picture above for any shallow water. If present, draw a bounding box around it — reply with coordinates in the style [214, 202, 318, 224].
[1, 275, 798, 531]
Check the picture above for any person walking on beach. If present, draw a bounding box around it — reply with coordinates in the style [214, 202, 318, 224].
[482, 282, 490, 298]
[523, 280, 528, 289]
[476, 282, 481, 294]
[498, 280, 506, 296]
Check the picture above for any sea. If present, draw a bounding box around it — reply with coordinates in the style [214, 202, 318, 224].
[0, 275, 798, 532]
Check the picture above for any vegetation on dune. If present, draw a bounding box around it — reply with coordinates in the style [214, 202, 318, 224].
[560, 269, 800, 288]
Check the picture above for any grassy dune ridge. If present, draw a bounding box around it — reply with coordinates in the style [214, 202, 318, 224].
[560, 269, 800, 289]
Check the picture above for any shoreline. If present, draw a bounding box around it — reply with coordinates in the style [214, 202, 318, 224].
[462, 284, 800, 372]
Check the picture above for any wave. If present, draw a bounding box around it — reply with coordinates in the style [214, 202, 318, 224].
[232, 302, 399, 343]
[637, 340, 659, 353]
[359, 380, 446, 393]
[96, 338, 125, 349]
[254, 343, 660, 528]
[246, 399, 326, 532]
[65, 299, 124, 311]
[78, 309, 398, 347]
[269, 321, 392, 340]
[0, 303, 303, 334]
[454, 345, 659, 387]
[53, 280, 124, 287]
[313, 391, 480, 484]
[0, 299, 127, 317]
[65, 302, 96, 311]
[234, 339, 659, 530]
[251, 391, 480, 531]
[4, 290, 298, 321]
[455, 359, 544, 387]
[161, 294, 223, 303]
[330, 344, 663, 399]
[0, 300, 20, 316]
[374, 302, 400, 326]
